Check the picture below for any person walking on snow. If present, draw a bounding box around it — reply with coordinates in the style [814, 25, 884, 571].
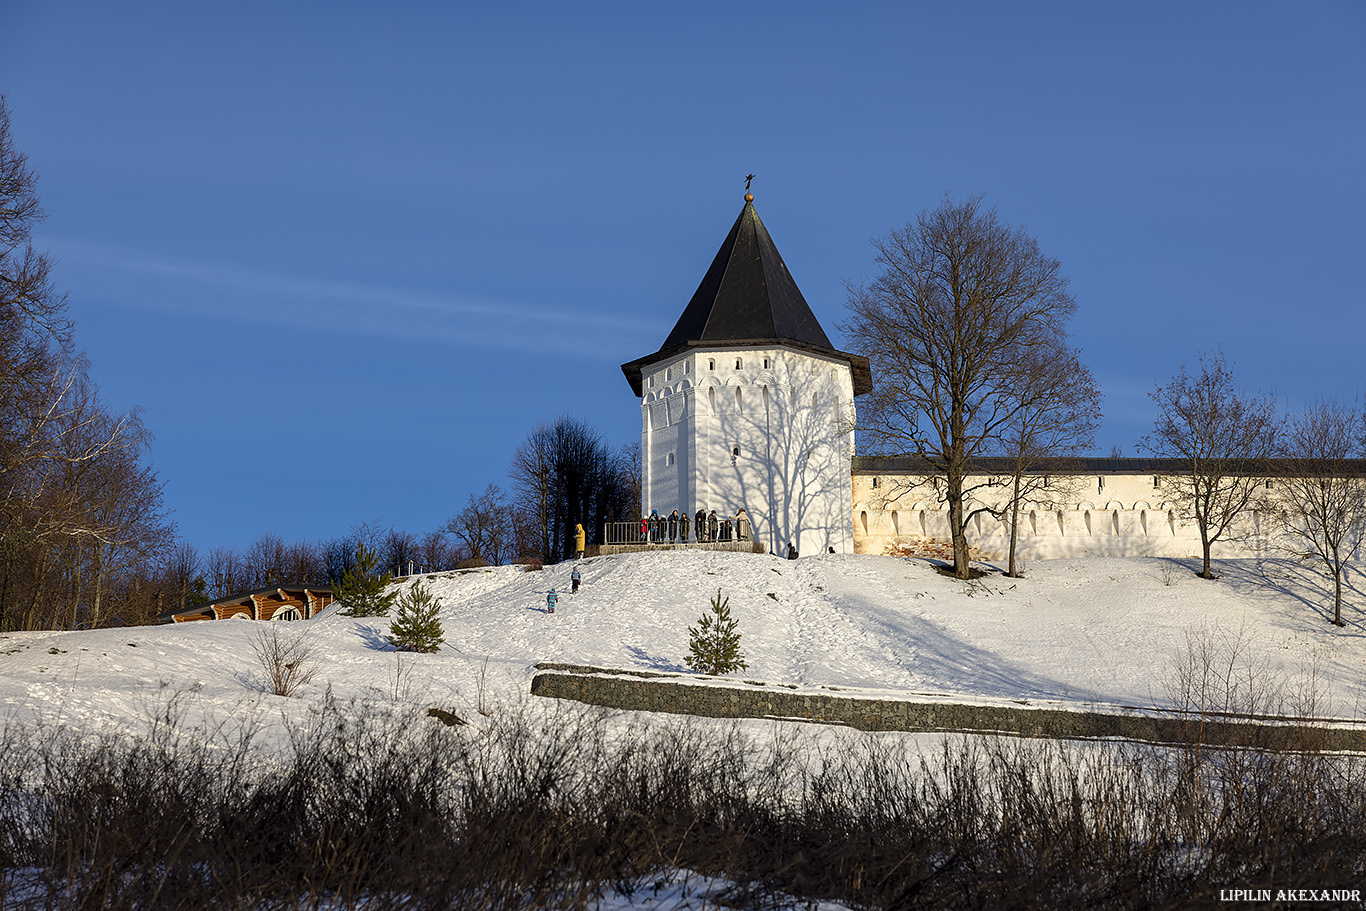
[546, 589, 558, 613]
[571, 566, 581, 594]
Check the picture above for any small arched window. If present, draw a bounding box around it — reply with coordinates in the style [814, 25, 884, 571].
[735, 357, 743, 369]
[763, 358, 770, 368]
[708, 359, 715, 371]
[871, 477, 880, 489]
[666, 452, 675, 466]
[665, 367, 672, 381]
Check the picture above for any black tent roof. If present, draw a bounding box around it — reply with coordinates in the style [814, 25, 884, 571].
[622, 199, 871, 397]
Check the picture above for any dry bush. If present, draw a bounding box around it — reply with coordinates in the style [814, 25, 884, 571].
[516, 558, 544, 572]
[4, 684, 1366, 910]
[249, 623, 319, 697]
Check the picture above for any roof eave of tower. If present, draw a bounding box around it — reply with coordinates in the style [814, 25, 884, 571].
[620, 338, 872, 398]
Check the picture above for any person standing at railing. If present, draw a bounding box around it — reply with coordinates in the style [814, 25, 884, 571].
[639, 515, 648, 542]
[708, 510, 719, 542]
[695, 508, 707, 542]
[680, 510, 690, 543]
[668, 510, 679, 543]
[736, 508, 750, 542]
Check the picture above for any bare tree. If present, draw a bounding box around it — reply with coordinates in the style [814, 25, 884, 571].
[445, 483, 511, 565]
[417, 529, 457, 571]
[997, 343, 1101, 577]
[205, 546, 242, 599]
[1274, 399, 1366, 626]
[161, 541, 202, 613]
[1139, 351, 1280, 580]
[243, 532, 287, 589]
[841, 195, 1081, 578]
[509, 417, 634, 562]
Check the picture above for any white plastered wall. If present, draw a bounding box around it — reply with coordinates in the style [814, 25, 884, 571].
[851, 472, 1283, 560]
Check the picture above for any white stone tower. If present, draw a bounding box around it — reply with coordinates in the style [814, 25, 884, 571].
[621, 190, 871, 555]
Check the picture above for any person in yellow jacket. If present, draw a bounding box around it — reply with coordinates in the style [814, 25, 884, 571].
[574, 523, 586, 559]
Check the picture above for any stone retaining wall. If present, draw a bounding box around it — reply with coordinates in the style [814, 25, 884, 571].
[530, 664, 1366, 752]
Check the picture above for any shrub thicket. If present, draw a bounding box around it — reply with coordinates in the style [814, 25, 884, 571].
[3, 698, 1366, 910]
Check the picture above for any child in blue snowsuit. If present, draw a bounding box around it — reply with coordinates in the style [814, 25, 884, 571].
[547, 589, 558, 613]
[571, 567, 581, 594]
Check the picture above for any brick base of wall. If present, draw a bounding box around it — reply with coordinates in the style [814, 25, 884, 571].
[530, 663, 1366, 752]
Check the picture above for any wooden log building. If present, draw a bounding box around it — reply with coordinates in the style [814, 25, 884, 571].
[162, 585, 334, 623]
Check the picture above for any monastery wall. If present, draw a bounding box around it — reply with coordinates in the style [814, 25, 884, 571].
[851, 470, 1281, 560]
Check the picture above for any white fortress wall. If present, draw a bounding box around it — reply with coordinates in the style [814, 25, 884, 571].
[851, 470, 1280, 560]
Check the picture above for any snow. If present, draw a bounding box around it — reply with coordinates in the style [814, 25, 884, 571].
[2, 552, 1363, 908]
[4, 552, 1363, 736]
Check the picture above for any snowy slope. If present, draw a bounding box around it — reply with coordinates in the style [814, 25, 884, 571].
[3, 552, 1363, 742]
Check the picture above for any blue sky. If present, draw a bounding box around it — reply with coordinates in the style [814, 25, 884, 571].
[2, 2, 1363, 554]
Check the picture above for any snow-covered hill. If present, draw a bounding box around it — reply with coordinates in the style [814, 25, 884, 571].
[3, 552, 1363, 741]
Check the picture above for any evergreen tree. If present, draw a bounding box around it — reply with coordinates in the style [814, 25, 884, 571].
[685, 588, 747, 676]
[335, 542, 397, 617]
[386, 580, 445, 653]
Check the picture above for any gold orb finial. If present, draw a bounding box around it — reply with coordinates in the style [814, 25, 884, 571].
[745, 192, 754, 202]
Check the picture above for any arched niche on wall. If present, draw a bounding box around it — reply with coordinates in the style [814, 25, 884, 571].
[860, 511, 869, 535]
[891, 510, 900, 536]
[1084, 510, 1092, 536]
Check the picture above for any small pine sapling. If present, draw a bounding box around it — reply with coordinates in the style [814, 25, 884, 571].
[335, 542, 398, 618]
[386, 580, 445, 653]
[685, 588, 748, 676]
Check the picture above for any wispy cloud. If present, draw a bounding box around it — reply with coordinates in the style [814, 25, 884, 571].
[47, 238, 660, 358]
